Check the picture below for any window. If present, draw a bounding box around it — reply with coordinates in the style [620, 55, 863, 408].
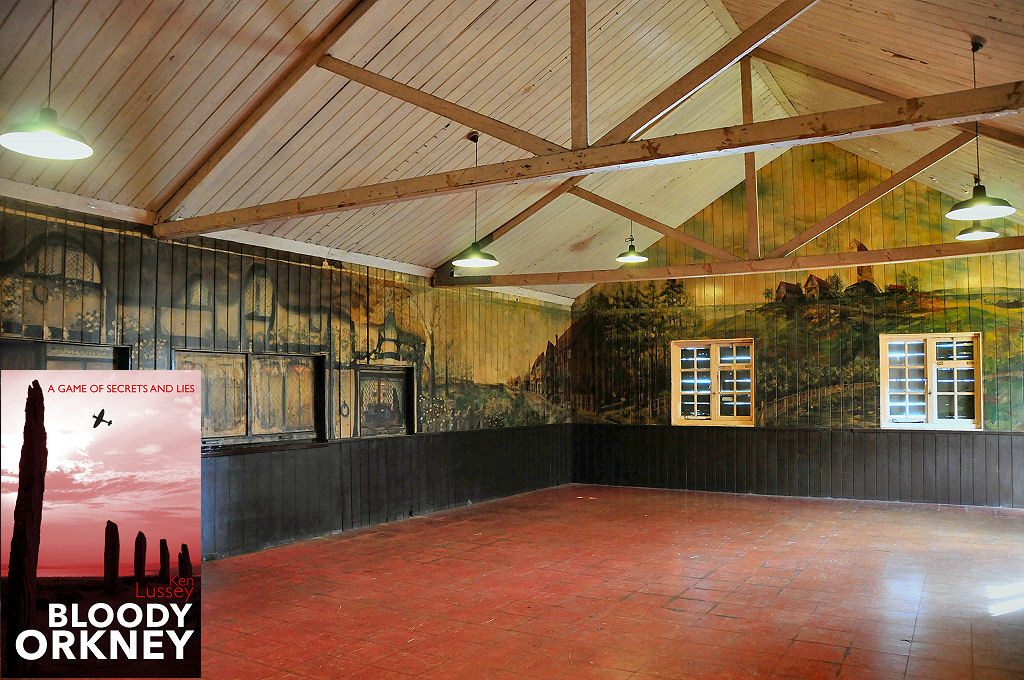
[880, 333, 981, 429]
[670, 338, 754, 426]
[174, 350, 323, 445]
[0, 339, 129, 371]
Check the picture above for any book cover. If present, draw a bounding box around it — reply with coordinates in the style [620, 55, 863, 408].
[1, 370, 201, 678]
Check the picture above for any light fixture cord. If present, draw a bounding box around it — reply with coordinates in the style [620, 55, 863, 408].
[47, 0, 55, 109]
[972, 43, 980, 180]
[473, 137, 478, 241]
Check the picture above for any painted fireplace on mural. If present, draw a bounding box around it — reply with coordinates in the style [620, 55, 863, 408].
[355, 366, 415, 437]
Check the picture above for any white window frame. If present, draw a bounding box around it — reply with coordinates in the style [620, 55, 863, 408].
[670, 338, 755, 427]
[879, 332, 983, 430]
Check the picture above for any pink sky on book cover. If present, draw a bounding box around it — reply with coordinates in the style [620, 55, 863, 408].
[1, 370, 201, 577]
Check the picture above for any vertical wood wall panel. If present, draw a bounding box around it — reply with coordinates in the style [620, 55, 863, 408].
[200, 424, 573, 559]
[572, 425, 1023, 510]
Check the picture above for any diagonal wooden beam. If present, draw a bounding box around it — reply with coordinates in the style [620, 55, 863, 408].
[753, 48, 1024, 151]
[316, 55, 566, 156]
[570, 0, 589, 149]
[152, 0, 378, 222]
[568, 187, 740, 261]
[600, 0, 818, 144]
[741, 57, 760, 259]
[766, 131, 975, 259]
[432, 236, 1024, 287]
[439, 0, 821, 261]
[155, 81, 1024, 238]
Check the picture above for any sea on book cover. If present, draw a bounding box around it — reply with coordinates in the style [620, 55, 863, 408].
[0, 370, 201, 678]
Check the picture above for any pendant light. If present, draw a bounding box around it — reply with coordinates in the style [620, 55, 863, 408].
[944, 38, 1013, 225]
[616, 220, 648, 263]
[0, 0, 93, 160]
[955, 220, 1000, 241]
[452, 132, 498, 268]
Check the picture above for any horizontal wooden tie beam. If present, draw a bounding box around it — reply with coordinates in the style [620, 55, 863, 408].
[156, 80, 1024, 238]
[432, 236, 1024, 287]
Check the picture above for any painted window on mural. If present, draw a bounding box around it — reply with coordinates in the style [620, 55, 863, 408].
[251, 355, 316, 435]
[174, 350, 319, 444]
[670, 339, 754, 426]
[879, 333, 981, 429]
[174, 351, 247, 438]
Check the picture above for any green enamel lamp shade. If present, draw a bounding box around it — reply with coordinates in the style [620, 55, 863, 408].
[955, 220, 999, 241]
[0, 107, 93, 160]
[452, 241, 499, 268]
[945, 181, 1015, 221]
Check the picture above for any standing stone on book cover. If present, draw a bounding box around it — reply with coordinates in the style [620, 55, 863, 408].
[4, 380, 48, 676]
[104, 520, 120, 592]
[159, 538, 171, 583]
[178, 543, 192, 579]
[134, 531, 147, 583]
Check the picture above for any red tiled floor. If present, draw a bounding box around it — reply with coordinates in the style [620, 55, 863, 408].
[201, 485, 1024, 679]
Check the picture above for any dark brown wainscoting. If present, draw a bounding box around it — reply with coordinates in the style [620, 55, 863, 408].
[572, 424, 1024, 509]
[201, 424, 573, 558]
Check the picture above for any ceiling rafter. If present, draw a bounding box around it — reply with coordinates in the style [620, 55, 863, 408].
[156, 80, 1024, 239]
[570, 0, 589, 150]
[442, 0, 820, 267]
[766, 130, 976, 259]
[753, 48, 1024, 151]
[152, 0, 379, 222]
[433, 236, 1024, 287]
[316, 55, 566, 156]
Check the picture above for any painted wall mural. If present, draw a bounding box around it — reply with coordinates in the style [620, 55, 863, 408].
[571, 143, 1024, 431]
[0, 197, 572, 441]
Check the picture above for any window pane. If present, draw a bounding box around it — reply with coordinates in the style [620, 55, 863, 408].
[680, 347, 695, 370]
[696, 394, 711, 417]
[908, 400, 927, 417]
[721, 370, 735, 391]
[735, 369, 751, 392]
[935, 340, 955, 362]
[907, 367, 926, 391]
[720, 345, 734, 364]
[681, 374, 696, 393]
[936, 367, 954, 393]
[957, 395, 975, 419]
[736, 401, 751, 417]
[888, 367, 906, 393]
[888, 342, 907, 366]
[681, 397, 695, 417]
[907, 342, 926, 366]
[955, 340, 974, 361]
[956, 368, 975, 393]
[734, 345, 751, 364]
[937, 395, 955, 419]
[696, 371, 712, 393]
[720, 394, 734, 416]
[695, 346, 711, 368]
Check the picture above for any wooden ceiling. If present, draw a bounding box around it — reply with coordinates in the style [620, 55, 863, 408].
[0, 0, 1021, 301]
